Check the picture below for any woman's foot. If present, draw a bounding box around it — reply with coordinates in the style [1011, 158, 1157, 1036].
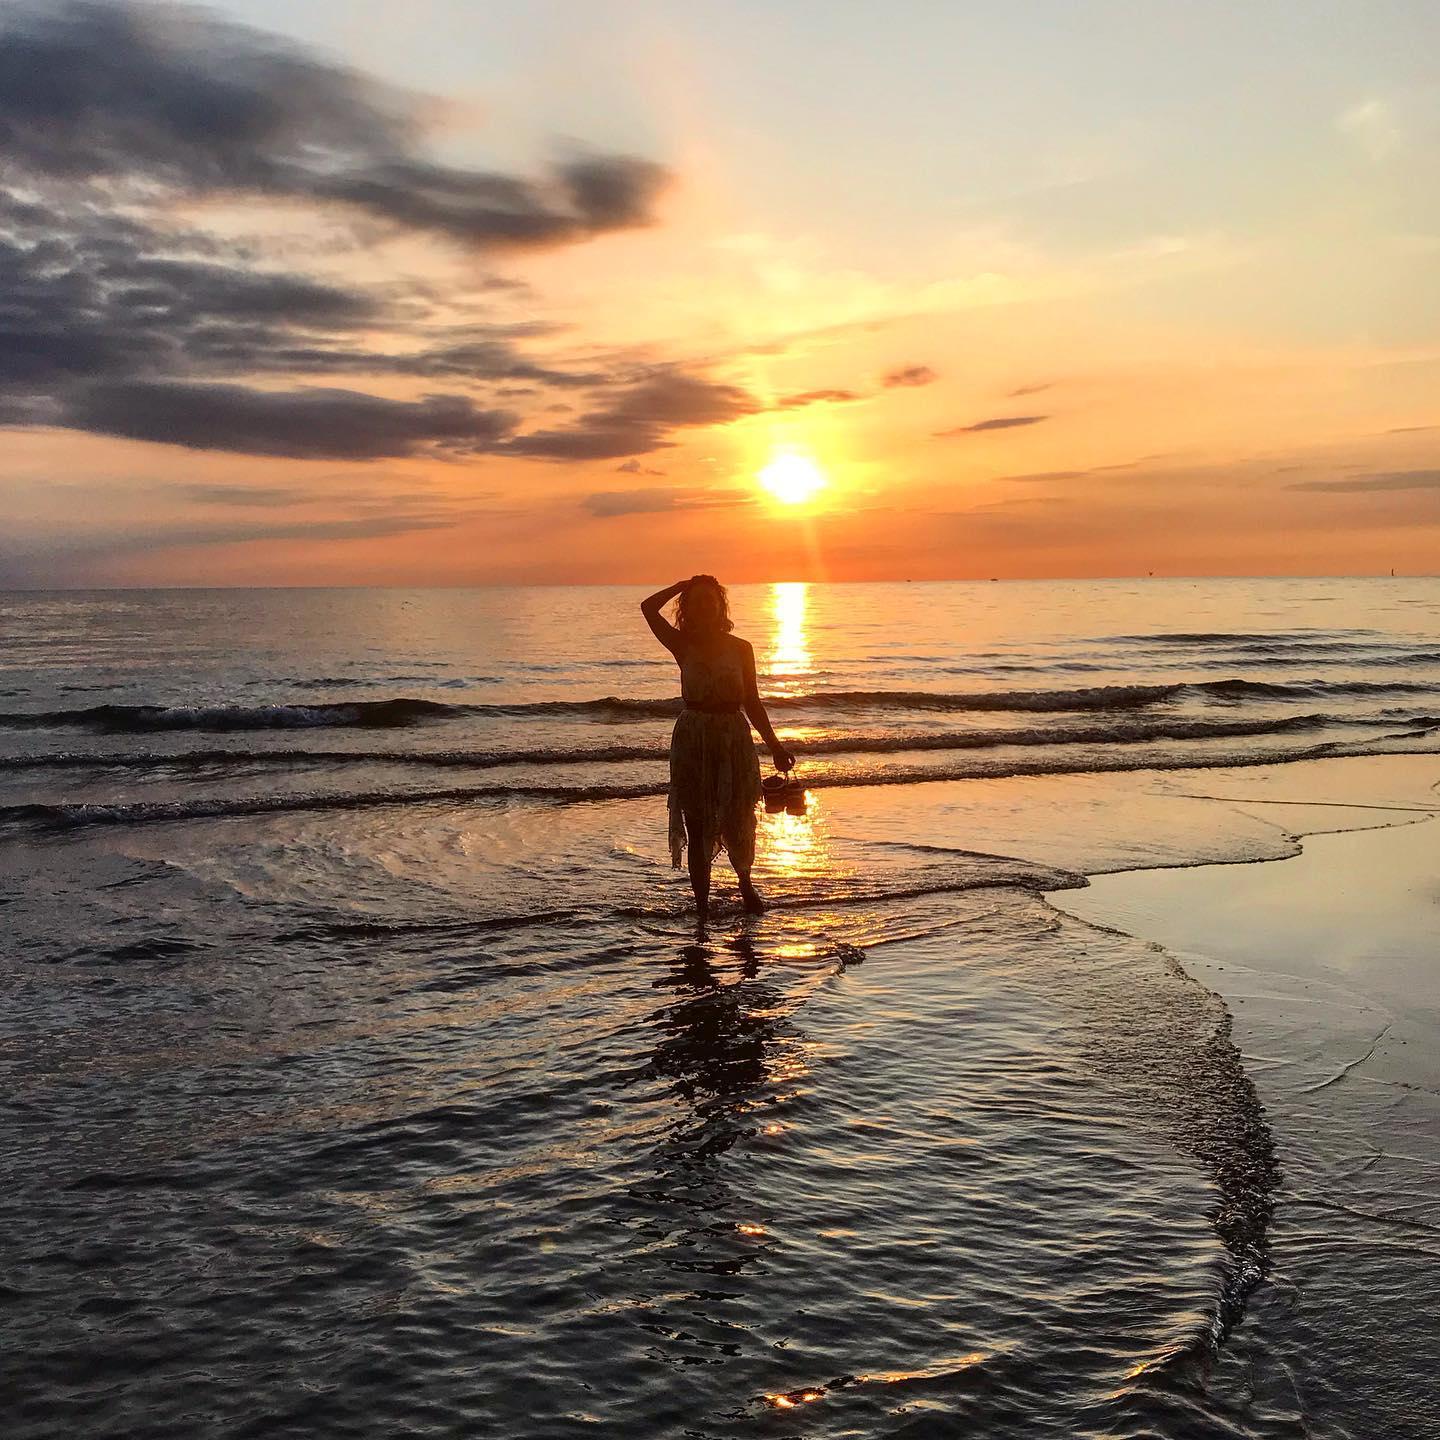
[738, 877, 766, 915]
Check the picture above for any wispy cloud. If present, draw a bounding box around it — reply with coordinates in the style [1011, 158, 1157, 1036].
[1289, 470, 1440, 493]
[175, 484, 313, 508]
[774, 388, 863, 409]
[583, 486, 755, 517]
[3, 512, 467, 572]
[1336, 99, 1403, 162]
[935, 415, 1049, 437]
[882, 365, 936, 388]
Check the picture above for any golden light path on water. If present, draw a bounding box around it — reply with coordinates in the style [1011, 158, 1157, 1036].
[759, 802, 823, 880]
[759, 580, 830, 956]
[765, 580, 812, 692]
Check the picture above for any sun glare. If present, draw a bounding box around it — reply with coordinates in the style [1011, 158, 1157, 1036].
[758, 451, 827, 506]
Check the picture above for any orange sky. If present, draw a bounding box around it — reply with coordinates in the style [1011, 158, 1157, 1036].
[3, 1, 1438, 585]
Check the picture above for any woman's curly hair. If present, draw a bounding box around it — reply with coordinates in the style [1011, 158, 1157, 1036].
[674, 574, 734, 634]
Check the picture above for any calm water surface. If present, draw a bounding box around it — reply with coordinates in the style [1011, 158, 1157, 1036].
[2, 579, 1437, 1437]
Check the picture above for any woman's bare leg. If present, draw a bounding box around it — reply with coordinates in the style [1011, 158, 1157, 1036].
[736, 866, 765, 914]
[683, 808, 711, 933]
[731, 818, 764, 914]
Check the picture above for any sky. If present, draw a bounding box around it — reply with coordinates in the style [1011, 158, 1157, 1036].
[2, 0, 1438, 587]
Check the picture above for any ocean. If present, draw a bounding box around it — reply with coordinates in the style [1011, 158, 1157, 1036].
[3, 578, 1438, 1438]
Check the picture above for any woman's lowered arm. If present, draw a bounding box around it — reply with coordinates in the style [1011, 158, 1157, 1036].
[742, 641, 795, 770]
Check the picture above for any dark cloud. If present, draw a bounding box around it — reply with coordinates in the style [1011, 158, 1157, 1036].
[213, 339, 599, 387]
[0, 141, 606, 401]
[511, 369, 760, 460]
[616, 459, 666, 476]
[49, 364, 758, 465]
[935, 415, 1049, 436]
[62, 381, 516, 459]
[1008, 382, 1054, 397]
[583, 486, 754, 517]
[0, 208, 384, 388]
[0, 2, 696, 464]
[1288, 470, 1440, 493]
[0, 392, 51, 426]
[0, 3, 669, 249]
[1000, 469, 1085, 482]
[883, 365, 936, 388]
[775, 388, 862, 409]
[310, 153, 669, 250]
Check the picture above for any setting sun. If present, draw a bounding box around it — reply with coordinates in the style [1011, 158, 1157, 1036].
[757, 451, 827, 506]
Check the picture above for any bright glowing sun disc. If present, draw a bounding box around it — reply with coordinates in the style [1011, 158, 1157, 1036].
[758, 452, 826, 506]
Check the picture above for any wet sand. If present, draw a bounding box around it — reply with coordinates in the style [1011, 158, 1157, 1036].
[1056, 755, 1440, 1438]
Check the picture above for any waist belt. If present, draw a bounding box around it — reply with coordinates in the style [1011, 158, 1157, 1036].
[683, 700, 742, 714]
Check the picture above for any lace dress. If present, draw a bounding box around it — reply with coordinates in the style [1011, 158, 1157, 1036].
[668, 640, 763, 870]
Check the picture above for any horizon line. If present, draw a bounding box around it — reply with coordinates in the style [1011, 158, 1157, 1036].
[1, 571, 1434, 594]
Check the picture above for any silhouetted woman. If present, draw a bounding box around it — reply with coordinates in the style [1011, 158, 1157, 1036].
[641, 576, 794, 931]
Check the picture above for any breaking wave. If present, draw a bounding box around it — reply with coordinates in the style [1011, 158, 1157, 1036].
[3, 677, 1436, 733]
[3, 710, 1409, 775]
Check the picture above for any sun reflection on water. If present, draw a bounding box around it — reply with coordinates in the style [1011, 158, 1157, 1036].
[757, 797, 844, 961]
[765, 581, 812, 695]
[759, 795, 832, 886]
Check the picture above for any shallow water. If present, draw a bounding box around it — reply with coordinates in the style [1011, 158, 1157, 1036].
[1062, 791, 1440, 1440]
[2, 579, 1438, 1436]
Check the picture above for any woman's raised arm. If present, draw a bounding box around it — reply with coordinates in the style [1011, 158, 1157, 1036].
[640, 579, 688, 654]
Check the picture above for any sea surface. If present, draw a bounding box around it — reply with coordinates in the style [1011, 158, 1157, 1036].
[2, 578, 1438, 1438]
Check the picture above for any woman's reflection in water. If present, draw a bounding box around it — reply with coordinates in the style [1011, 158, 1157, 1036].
[614, 934, 813, 1368]
[647, 935, 775, 1127]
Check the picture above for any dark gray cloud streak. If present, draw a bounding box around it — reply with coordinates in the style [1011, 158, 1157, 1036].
[1288, 470, 1440, 493]
[510, 370, 759, 460]
[0, 2, 761, 466]
[62, 381, 516, 460]
[935, 415, 1049, 436]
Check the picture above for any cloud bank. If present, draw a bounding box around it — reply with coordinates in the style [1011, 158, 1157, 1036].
[0, 2, 667, 247]
[0, 1, 773, 467]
